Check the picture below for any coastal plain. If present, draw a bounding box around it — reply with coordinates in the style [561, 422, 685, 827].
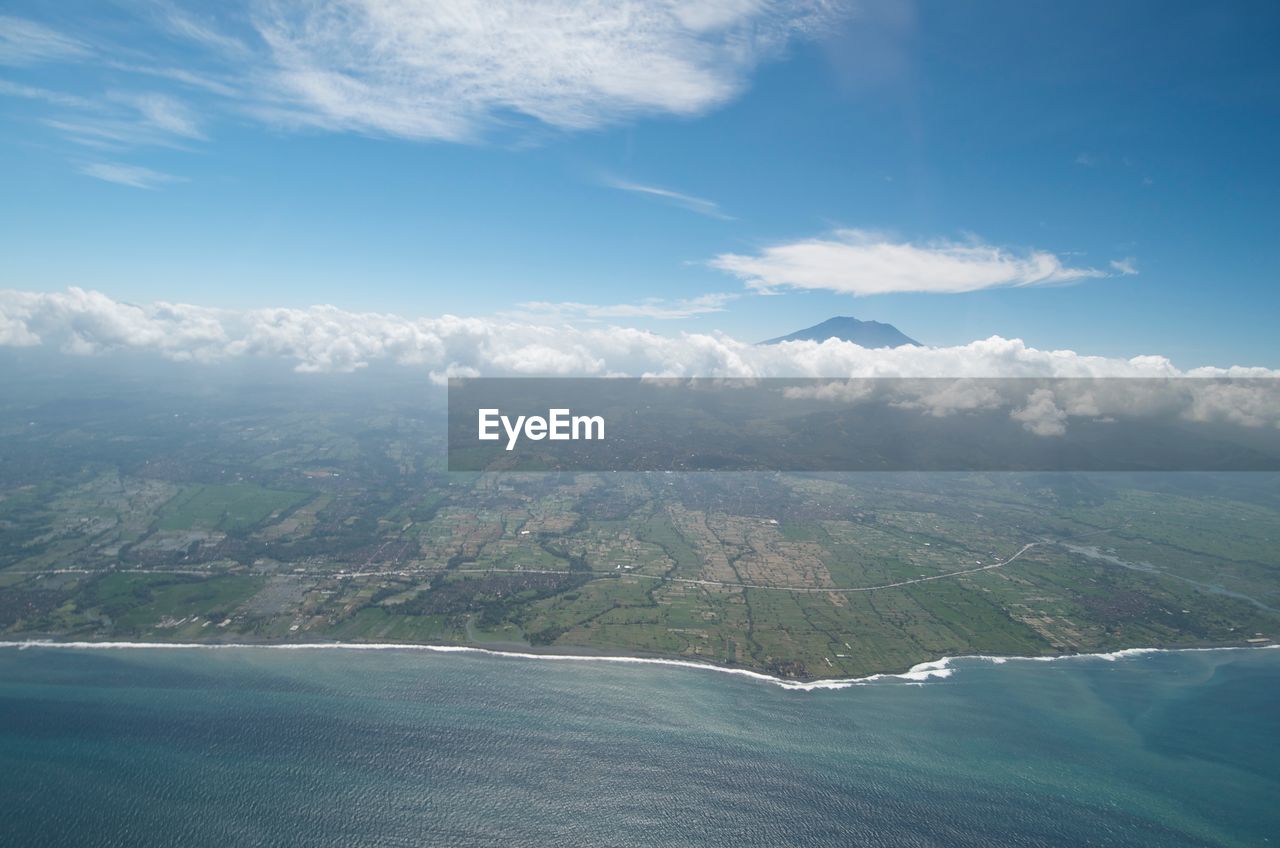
[2, 368, 1277, 680]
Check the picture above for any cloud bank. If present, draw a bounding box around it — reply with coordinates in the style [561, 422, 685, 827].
[711, 229, 1117, 296]
[2, 288, 1271, 383]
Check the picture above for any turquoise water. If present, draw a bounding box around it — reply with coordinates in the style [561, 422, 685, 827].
[1, 646, 1277, 847]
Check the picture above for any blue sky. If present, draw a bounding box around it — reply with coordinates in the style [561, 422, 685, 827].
[2, 0, 1278, 368]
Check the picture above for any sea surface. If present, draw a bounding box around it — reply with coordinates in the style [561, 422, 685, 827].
[1, 645, 1277, 847]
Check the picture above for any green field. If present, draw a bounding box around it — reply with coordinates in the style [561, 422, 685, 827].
[157, 483, 309, 533]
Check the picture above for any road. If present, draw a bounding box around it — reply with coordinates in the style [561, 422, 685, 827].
[11, 543, 1042, 595]
[451, 541, 1042, 594]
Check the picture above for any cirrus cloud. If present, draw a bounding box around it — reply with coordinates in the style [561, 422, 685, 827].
[77, 162, 186, 189]
[0, 15, 89, 66]
[247, 0, 843, 140]
[602, 177, 734, 220]
[1, 1, 845, 185]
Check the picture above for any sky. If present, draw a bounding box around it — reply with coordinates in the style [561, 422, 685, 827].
[2, 0, 1279, 371]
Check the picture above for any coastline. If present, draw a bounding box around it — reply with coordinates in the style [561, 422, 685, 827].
[2, 638, 1276, 692]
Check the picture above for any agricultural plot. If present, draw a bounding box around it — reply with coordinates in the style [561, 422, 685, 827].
[157, 483, 309, 533]
[2, 379, 1277, 680]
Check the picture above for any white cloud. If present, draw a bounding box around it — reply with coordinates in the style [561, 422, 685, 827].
[1110, 257, 1138, 275]
[603, 178, 733, 219]
[3, 287, 1273, 382]
[77, 163, 186, 189]
[710, 229, 1119, 296]
[110, 92, 206, 140]
[889, 380, 1005, 418]
[0, 15, 90, 65]
[1010, 388, 1068, 436]
[5, 288, 1277, 436]
[1182, 381, 1280, 429]
[105, 62, 242, 98]
[779, 378, 1280, 439]
[244, 0, 840, 140]
[1, 4, 842, 181]
[1, 80, 205, 152]
[5, 3, 845, 143]
[158, 7, 254, 59]
[0, 79, 94, 109]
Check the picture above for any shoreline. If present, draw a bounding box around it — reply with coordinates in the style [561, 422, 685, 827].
[2, 638, 1276, 691]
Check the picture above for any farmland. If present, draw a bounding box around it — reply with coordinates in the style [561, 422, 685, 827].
[1, 365, 1277, 680]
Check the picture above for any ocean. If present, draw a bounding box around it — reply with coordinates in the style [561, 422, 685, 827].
[1, 644, 1276, 847]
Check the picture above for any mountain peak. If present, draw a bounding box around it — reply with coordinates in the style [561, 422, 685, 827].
[759, 316, 921, 348]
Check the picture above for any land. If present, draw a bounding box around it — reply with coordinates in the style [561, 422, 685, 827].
[2, 359, 1278, 680]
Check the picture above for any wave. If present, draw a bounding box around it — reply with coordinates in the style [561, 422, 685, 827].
[0, 639, 1273, 692]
